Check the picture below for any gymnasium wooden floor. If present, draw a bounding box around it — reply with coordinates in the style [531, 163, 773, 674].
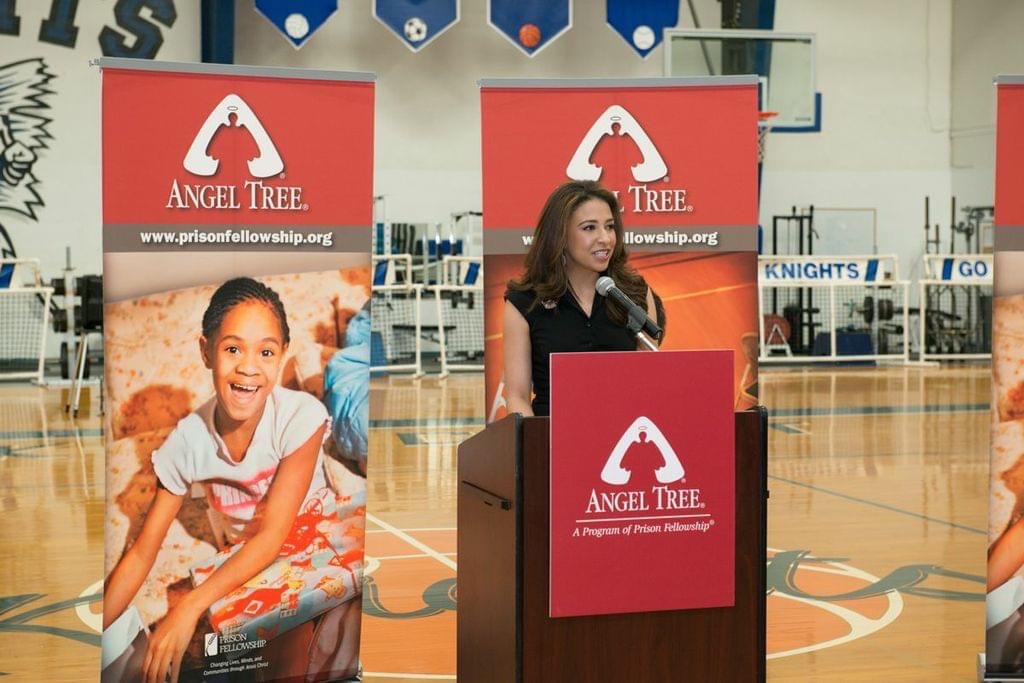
[0, 365, 986, 681]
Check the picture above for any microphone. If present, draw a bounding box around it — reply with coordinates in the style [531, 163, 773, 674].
[596, 276, 662, 341]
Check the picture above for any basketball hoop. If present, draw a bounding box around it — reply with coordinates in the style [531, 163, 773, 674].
[757, 111, 778, 163]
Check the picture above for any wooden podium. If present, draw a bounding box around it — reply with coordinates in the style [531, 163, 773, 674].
[457, 408, 767, 682]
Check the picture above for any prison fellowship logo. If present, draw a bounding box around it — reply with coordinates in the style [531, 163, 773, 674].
[578, 417, 713, 538]
[566, 105, 693, 215]
[204, 633, 219, 657]
[204, 630, 267, 656]
[166, 94, 307, 212]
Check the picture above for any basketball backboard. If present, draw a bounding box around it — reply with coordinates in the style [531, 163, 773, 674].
[664, 29, 819, 132]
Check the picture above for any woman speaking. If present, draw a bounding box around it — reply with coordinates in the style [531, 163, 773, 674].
[503, 180, 662, 417]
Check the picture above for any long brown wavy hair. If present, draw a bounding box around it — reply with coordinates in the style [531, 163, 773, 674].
[506, 180, 649, 327]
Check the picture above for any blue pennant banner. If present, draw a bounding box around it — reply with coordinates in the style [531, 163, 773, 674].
[488, 0, 572, 57]
[254, 0, 338, 49]
[374, 0, 460, 52]
[606, 0, 678, 59]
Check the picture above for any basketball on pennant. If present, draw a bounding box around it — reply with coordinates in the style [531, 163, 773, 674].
[518, 23, 541, 49]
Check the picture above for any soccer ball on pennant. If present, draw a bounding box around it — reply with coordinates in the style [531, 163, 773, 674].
[404, 16, 428, 43]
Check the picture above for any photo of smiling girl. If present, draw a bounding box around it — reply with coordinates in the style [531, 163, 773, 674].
[102, 277, 364, 683]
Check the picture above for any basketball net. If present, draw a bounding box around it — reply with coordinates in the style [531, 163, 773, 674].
[758, 111, 778, 163]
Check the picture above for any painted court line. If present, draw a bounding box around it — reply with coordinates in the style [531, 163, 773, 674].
[369, 417, 485, 429]
[367, 512, 458, 571]
[0, 483, 100, 493]
[769, 450, 970, 462]
[0, 440, 87, 459]
[0, 420, 487, 440]
[770, 422, 810, 435]
[769, 474, 985, 535]
[769, 403, 989, 419]
[367, 527, 455, 533]
[0, 406, 986, 439]
[370, 552, 457, 561]
[0, 428, 103, 440]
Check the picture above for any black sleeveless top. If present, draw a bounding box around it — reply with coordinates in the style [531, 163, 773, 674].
[505, 288, 636, 416]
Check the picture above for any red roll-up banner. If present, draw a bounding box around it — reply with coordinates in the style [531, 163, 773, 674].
[481, 77, 761, 423]
[995, 78, 1024, 228]
[99, 60, 373, 682]
[989, 75, 1024, 677]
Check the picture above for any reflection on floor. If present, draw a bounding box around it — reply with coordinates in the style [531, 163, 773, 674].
[0, 366, 987, 681]
[0, 382, 104, 682]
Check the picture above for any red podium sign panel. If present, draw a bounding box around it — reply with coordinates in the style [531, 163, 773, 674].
[549, 350, 735, 617]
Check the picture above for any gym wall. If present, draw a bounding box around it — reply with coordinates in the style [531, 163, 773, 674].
[0, 1, 199, 279]
[760, 0, 953, 284]
[233, 0, 722, 225]
[951, 0, 1024, 208]
[4, 1, 1021, 314]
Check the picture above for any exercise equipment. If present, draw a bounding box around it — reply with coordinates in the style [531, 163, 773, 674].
[847, 295, 895, 326]
[758, 255, 910, 364]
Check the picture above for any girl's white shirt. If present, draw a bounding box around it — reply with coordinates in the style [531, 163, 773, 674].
[152, 385, 329, 545]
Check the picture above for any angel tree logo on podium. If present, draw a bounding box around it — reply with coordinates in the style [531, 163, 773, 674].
[583, 416, 712, 536]
[549, 350, 735, 617]
[565, 104, 692, 215]
[600, 417, 683, 484]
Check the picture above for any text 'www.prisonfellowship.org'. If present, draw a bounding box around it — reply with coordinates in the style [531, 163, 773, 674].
[139, 228, 335, 248]
[521, 230, 721, 248]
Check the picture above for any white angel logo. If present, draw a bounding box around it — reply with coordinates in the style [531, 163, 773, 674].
[184, 94, 283, 178]
[600, 416, 685, 486]
[566, 104, 668, 184]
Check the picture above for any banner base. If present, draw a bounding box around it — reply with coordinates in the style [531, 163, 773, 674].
[981, 653, 1024, 681]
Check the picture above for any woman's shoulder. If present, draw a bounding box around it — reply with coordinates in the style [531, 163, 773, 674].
[504, 287, 538, 318]
[506, 287, 562, 316]
[504, 287, 535, 307]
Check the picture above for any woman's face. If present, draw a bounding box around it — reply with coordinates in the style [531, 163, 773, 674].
[564, 198, 616, 275]
[201, 300, 286, 427]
